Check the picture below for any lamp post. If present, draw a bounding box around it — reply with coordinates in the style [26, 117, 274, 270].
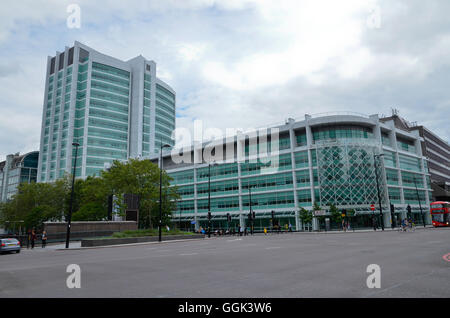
[413, 177, 426, 228]
[65, 142, 80, 248]
[159, 143, 171, 243]
[373, 153, 385, 231]
[207, 162, 217, 238]
[249, 186, 254, 235]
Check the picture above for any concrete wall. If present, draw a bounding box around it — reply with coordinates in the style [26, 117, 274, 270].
[44, 221, 137, 235]
[81, 234, 204, 247]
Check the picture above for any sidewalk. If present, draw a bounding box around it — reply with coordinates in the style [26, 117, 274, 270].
[21, 241, 81, 251]
[222, 225, 437, 237]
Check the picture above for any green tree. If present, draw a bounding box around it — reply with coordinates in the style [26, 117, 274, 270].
[24, 205, 57, 231]
[0, 180, 69, 231]
[72, 202, 107, 221]
[100, 159, 179, 228]
[299, 207, 314, 231]
[299, 207, 313, 225]
[329, 204, 342, 224]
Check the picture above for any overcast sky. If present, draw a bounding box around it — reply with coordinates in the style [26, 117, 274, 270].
[0, 0, 449, 161]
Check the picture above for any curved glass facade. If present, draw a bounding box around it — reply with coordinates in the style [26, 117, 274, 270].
[164, 115, 432, 231]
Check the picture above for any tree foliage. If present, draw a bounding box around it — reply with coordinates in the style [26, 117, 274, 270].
[100, 159, 179, 228]
[329, 204, 342, 223]
[299, 207, 313, 224]
[0, 159, 179, 232]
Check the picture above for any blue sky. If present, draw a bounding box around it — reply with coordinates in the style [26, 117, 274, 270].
[0, 0, 449, 161]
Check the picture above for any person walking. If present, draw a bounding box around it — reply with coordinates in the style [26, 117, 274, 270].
[239, 225, 244, 237]
[31, 229, 36, 249]
[264, 227, 267, 235]
[41, 230, 47, 248]
[26, 229, 31, 249]
[288, 223, 292, 232]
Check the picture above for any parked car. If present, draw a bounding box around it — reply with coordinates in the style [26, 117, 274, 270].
[0, 238, 21, 254]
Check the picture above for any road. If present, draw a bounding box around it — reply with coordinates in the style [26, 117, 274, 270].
[1, 228, 449, 297]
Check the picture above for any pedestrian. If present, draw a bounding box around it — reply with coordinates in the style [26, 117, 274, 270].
[264, 227, 267, 235]
[239, 226, 244, 236]
[31, 228, 36, 249]
[26, 229, 31, 249]
[288, 223, 292, 232]
[41, 230, 47, 248]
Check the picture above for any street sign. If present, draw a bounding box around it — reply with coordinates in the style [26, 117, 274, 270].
[190, 221, 196, 225]
[370, 204, 375, 211]
[314, 210, 327, 216]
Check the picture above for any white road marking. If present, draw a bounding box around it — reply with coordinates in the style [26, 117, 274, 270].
[265, 246, 282, 250]
[179, 253, 199, 256]
[227, 238, 242, 242]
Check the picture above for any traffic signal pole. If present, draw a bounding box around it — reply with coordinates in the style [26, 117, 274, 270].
[373, 153, 385, 231]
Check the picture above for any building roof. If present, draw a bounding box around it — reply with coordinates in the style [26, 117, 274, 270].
[0, 151, 39, 172]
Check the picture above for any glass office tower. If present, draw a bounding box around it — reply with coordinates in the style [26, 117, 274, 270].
[37, 41, 175, 182]
[0, 151, 39, 201]
[151, 113, 433, 231]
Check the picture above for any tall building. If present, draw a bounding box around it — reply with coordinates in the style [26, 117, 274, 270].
[151, 113, 433, 231]
[0, 151, 39, 201]
[37, 41, 176, 182]
[380, 112, 450, 201]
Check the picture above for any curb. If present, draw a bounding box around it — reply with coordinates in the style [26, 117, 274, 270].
[54, 237, 206, 251]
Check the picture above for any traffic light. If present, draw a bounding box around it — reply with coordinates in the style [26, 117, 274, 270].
[248, 212, 252, 220]
[271, 210, 275, 220]
[227, 213, 231, 222]
[252, 211, 256, 220]
[208, 212, 212, 220]
[407, 204, 412, 219]
[390, 204, 396, 228]
[341, 209, 347, 218]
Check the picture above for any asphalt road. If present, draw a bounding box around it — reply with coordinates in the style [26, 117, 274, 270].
[1, 228, 449, 298]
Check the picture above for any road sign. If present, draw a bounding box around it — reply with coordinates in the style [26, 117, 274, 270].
[370, 204, 375, 211]
[314, 210, 327, 216]
[190, 221, 196, 225]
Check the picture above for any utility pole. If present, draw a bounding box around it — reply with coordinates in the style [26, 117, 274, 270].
[159, 142, 171, 242]
[373, 153, 385, 231]
[66, 142, 79, 249]
[413, 177, 426, 227]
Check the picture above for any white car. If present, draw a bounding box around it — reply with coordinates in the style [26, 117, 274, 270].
[0, 238, 21, 254]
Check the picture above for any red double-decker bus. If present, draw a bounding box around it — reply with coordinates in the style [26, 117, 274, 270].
[430, 201, 450, 227]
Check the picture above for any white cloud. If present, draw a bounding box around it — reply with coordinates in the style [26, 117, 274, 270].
[0, 0, 449, 161]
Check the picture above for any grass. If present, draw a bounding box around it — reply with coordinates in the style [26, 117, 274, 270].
[111, 228, 195, 238]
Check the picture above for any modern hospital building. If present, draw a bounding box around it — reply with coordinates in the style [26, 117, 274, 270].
[37, 41, 176, 182]
[152, 113, 434, 231]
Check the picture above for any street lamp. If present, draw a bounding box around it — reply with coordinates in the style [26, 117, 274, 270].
[208, 161, 218, 238]
[249, 185, 254, 235]
[159, 143, 171, 243]
[413, 177, 426, 228]
[373, 153, 385, 231]
[66, 142, 80, 248]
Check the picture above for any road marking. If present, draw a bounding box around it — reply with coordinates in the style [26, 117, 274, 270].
[179, 253, 199, 256]
[265, 246, 282, 250]
[443, 253, 450, 262]
[227, 239, 242, 242]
